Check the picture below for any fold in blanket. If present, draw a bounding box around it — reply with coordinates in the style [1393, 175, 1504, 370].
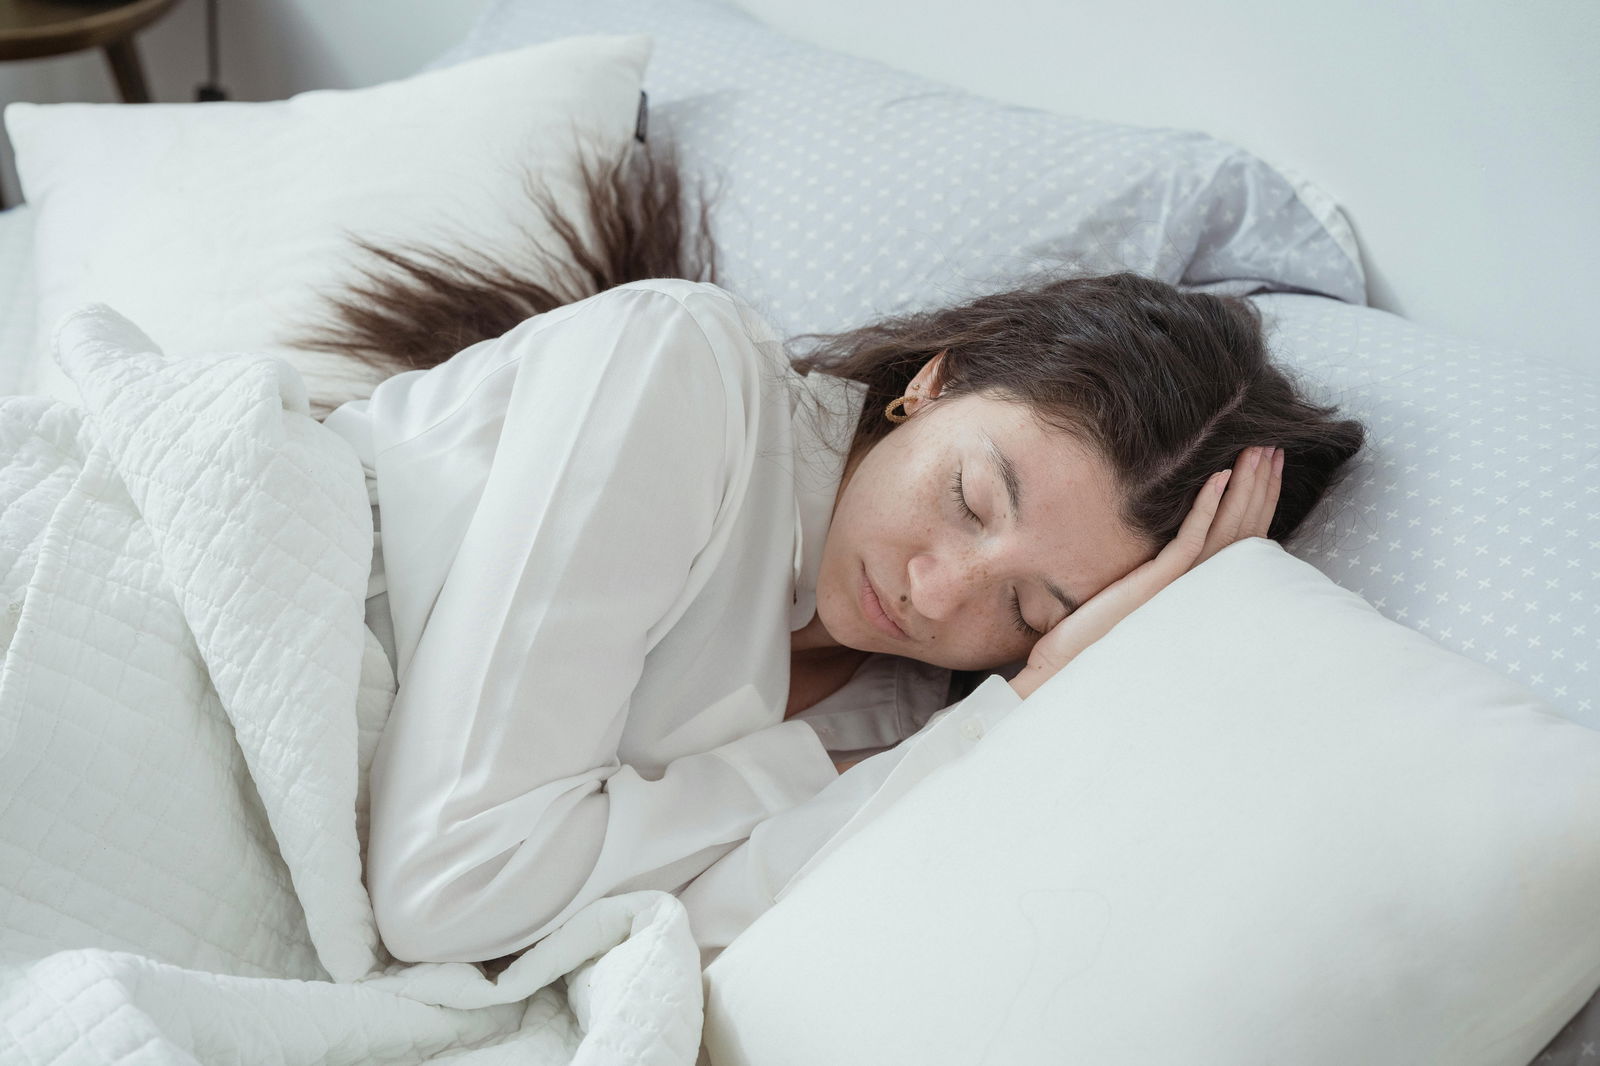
[0, 305, 704, 1065]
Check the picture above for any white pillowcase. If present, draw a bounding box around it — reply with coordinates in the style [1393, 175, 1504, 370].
[4, 34, 651, 411]
[701, 538, 1600, 1066]
[0, 205, 36, 397]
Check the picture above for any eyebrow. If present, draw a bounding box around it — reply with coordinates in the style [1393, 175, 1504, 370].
[980, 431, 1081, 617]
[1045, 579, 1080, 617]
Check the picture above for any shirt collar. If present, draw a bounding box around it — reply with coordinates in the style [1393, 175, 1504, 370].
[788, 370, 867, 631]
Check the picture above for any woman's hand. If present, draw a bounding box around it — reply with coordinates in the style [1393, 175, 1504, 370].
[1008, 444, 1284, 701]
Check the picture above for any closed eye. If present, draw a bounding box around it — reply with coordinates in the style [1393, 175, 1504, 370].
[950, 467, 981, 525]
[953, 466, 1042, 639]
[1010, 592, 1043, 639]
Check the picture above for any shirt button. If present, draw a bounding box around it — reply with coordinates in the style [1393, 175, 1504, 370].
[960, 718, 984, 742]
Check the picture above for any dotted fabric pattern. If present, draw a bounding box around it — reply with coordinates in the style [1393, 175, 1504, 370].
[427, 0, 1367, 351]
[1258, 293, 1599, 730]
[431, 0, 1596, 728]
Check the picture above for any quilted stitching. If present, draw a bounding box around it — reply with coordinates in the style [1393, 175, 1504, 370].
[0, 307, 705, 1064]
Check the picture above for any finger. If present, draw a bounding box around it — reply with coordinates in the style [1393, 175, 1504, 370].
[1162, 468, 1231, 569]
[1245, 447, 1284, 536]
[1197, 447, 1261, 562]
[1241, 445, 1276, 535]
[1214, 445, 1273, 550]
[1105, 467, 1230, 611]
[1219, 445, 1266, 533]
[1241, 445, 1280, 536]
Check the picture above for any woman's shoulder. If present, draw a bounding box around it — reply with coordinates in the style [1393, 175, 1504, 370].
[571, 279, 792, 391]
[587, 279, 782, 346]
[603, 277, 739, 304]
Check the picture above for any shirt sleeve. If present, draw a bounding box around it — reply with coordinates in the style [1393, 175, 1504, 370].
[677, 673, 1022, 968]
[361, 283, 838, 964]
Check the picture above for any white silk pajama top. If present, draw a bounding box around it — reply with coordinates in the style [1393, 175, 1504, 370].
[323, 279, 1022, 969]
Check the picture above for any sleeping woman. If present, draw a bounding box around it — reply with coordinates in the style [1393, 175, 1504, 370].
[302, 141, 1365, 969]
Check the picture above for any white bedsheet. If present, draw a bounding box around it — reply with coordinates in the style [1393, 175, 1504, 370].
[0, 304, 704, 1064]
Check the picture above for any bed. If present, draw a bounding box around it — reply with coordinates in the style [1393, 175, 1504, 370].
[0, 0, 1596, 1063]
[0, 204, 31, 397]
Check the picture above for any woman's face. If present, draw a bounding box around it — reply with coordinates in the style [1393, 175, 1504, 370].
[814, 357, 1158, 671]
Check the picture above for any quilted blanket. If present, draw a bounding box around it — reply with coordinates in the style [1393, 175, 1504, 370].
[0, 306, 704, 1064]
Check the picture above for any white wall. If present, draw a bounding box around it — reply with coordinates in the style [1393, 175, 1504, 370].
[3, 0, 1596, 369]
[0, 0, 490, 204]
[730, 0, 1600, 370]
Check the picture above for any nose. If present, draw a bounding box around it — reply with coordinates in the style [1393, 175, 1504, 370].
[905, 547, 982, 623]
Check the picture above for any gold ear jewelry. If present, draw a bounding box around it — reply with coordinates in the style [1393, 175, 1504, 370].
[884, 395, 912, 423]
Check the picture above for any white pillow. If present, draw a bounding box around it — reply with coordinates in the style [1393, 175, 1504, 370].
[0, 204, 36, 396]
[701, 538, 1600, 1066]
[4, 33, 651, 411]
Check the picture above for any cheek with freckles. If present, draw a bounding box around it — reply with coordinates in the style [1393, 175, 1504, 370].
[938, 618, 1037, 672]
[821, 440, 1043, 669]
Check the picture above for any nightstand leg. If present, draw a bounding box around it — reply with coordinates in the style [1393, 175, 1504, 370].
[103, 37, 152, 103]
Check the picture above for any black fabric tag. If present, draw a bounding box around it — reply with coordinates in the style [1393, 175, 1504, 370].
[635, 90, 649, 143]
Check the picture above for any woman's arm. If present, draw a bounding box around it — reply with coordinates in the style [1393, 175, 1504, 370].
[361, 282, 836, 963]
[681, 673, 1020, 967]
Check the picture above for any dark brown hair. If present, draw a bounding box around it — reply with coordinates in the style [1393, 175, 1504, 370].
[289, 136, 721, 404]
[790, 275, 1365, 548]
[297, 136, 1362, 550]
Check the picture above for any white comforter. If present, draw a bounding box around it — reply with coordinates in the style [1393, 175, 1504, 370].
[0, 306, 705, 1064]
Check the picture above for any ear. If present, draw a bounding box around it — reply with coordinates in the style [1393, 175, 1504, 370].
[903, 350, 949, 416]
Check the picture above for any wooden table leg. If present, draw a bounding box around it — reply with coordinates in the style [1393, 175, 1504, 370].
[103, 36, 152, 103]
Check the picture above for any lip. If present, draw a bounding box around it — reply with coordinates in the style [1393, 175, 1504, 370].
[860, 564, 910, 640]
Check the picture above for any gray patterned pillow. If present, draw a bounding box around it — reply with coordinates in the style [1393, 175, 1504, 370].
[1259, 292, 1599, 731]
[427, 0, 1366, 345]
[432, 0, 1599, 731]
[432, 0, 1598, 732]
